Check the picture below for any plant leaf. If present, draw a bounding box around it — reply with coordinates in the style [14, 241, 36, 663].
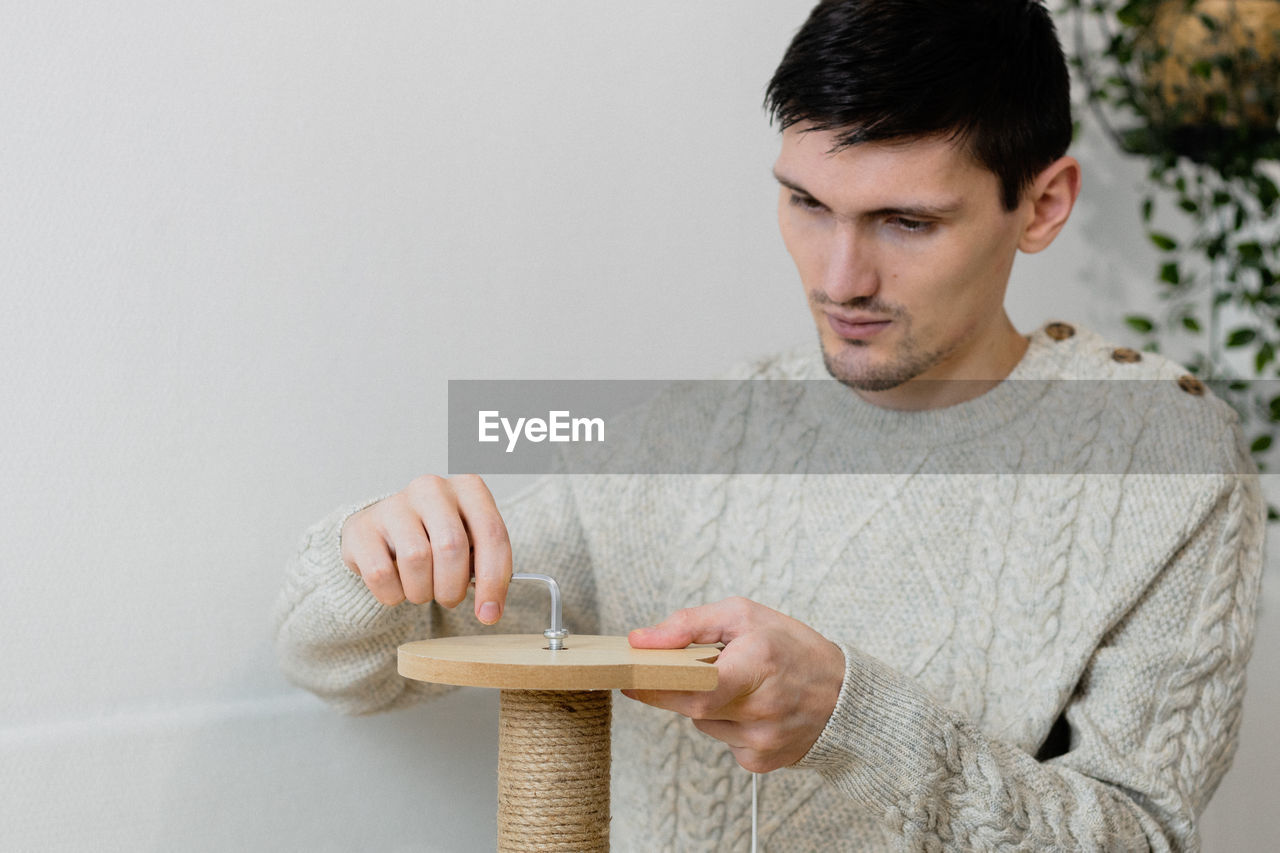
[1116, 4, 1142, 26]
[1226, 328, 1257, 347]
[1257, 342, 1275, 373]
[1125, 315, 1155, 334]
[1238, 242, 1263, 265]
[1258, 175, 1279, 211]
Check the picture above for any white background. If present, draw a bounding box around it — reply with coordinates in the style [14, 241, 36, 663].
[1, 1, 1274, 850]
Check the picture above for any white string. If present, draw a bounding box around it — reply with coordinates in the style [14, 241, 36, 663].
[751, 771, 759, 853]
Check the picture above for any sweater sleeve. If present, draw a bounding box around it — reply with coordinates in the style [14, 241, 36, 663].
[795, 468, 1266, 851]
[272, 473, 598, 715]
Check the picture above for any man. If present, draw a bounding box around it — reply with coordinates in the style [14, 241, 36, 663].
[274, 1, 1264, 849]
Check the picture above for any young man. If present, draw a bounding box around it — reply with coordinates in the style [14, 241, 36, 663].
[275, 1, 1264, 848]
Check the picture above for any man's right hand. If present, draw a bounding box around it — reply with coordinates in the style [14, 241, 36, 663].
[339, 474, 512, 624]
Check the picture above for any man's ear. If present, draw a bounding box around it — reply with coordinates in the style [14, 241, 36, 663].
[1019, 156, 1081, 254]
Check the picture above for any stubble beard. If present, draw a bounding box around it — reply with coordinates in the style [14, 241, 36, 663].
[820, 330, 951, 392]
[810, 293, 956, 392]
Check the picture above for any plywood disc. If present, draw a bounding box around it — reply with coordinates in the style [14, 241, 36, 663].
[398, 634, 719, 691]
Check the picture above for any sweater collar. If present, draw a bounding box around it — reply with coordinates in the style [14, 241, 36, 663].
[800, 328, 1059, 449]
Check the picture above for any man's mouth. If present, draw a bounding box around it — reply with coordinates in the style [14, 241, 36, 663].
[826, 313, 891, 340]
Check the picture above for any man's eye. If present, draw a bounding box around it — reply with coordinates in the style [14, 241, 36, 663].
[789, 193, 824, 211]
[890, 216, 933, 233]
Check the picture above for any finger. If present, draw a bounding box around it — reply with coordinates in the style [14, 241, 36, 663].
[345, 527, 406, 606]
[620, 688, 707, 717]
[629, 597, 758, 649]
[623, 628, 767, 719]
[620, 677, 747, 721]
[451, 474, 512, 625]
[380, 500, 433, 605]
[691, 718, 747, 750]
[407, 477, 471, 608]
[339, 506, 378, 574]
[691, 720, 782, 773]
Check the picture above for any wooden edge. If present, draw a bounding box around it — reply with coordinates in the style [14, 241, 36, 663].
[397, 634, 720, 691]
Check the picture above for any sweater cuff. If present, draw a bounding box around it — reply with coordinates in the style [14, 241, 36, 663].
[312, 494, 396, 629]
[795, 641, 951, 811]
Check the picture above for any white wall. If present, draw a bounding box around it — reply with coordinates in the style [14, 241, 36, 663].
[1, 2, 1273, 850]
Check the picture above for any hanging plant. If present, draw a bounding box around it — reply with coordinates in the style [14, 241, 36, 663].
[1063, 0, 1280, 513]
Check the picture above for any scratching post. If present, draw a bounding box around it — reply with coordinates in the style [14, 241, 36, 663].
[498, 689, 611, 851]
[398, 633, 717, 852]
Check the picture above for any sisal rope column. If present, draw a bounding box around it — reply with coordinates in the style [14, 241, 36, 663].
[498, 689, 612, 852]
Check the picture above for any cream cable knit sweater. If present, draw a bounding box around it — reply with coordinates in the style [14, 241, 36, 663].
[274, 322, 1265, 852]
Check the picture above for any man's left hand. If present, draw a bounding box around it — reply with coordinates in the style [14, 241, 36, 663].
[622, 597, 846, 773]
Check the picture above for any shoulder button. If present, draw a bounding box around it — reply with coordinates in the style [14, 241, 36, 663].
[1111, 347, 1142, 363]
[1177, 374, 1206, 396]
[1045, 322, 1075, 341]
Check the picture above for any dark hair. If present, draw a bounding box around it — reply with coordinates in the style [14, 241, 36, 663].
[764, 0, 1072, 210]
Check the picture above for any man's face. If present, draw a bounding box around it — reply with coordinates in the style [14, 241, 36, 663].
[774, 125, 1030, 401]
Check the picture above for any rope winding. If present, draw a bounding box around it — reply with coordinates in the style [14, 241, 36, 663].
[498, 689, 612, 852]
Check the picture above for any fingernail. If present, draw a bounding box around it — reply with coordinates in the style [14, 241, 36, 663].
[478, 601, 500, 623]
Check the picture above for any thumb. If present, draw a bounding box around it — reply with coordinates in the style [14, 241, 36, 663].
[629, 599, 749, 649]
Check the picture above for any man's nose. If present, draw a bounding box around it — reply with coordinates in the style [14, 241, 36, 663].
[821, 225, 878, 302]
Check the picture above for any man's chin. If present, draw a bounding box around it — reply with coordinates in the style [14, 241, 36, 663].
[821, 349, 913, 392]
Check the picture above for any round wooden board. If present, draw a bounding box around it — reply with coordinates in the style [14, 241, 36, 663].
[398, 634, 720, 691]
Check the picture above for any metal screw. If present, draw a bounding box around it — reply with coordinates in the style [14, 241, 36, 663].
[510, 572, 569, 650]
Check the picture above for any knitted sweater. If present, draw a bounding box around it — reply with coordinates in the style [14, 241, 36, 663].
[274, 322, 1265, 852]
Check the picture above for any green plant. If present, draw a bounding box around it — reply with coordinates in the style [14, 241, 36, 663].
[1062, 0, 1280, 510]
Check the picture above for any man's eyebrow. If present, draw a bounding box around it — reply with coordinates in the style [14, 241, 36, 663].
[772, 170, 812, 196]
[869, 201, 963, 219]
[771, 169, 964, 218]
